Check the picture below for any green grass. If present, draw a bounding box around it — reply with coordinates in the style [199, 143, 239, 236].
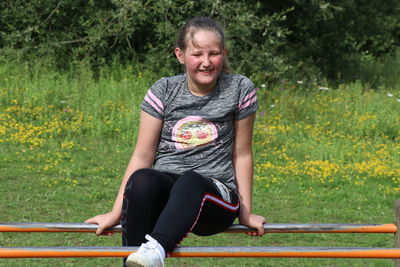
[0, 60, 399, 266]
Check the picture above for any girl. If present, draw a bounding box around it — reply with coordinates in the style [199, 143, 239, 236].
[86, 16, 266, 267]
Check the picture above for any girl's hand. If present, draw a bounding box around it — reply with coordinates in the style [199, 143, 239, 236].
[85, 211, 120, 236]
[239, 213, 266, 236]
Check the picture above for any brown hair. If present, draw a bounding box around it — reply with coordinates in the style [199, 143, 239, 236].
[176, 17, 230, 73]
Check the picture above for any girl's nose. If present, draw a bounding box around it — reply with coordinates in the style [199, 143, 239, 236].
[202, 55, 211, 66]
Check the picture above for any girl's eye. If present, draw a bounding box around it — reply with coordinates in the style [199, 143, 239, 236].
[210, 51, 221, 56]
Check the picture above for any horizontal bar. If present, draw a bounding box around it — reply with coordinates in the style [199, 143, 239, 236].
[0, 247, 399, 258]
[0, 223, 396, 233]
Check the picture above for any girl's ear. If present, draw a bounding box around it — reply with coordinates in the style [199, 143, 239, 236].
[223, 47, 228, 57]
[175, 47, 185, 64]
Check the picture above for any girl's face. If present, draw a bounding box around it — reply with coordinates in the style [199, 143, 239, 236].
[175, 30, 227, 95]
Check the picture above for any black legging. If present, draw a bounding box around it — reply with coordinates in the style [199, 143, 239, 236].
[121, 168, 240, 253]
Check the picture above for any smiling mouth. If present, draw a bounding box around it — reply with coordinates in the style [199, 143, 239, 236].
[199, 69, 213, 73]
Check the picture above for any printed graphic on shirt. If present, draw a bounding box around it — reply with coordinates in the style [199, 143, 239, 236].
[172, 116, 218, 150]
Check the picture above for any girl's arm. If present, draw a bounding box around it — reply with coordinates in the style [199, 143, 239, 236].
[85, 111, 163, 235]
[233, 112, 266, 236]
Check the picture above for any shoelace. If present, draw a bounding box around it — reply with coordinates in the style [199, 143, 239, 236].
[142, 235, 158, 249]
[138, 235, 164, 267]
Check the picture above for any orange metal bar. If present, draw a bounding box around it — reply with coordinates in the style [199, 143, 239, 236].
[0, 247, 399, 259]
[226, 224, 398, 234]
[170, 249, 400, 258]
[275, 224, 397, 234]
[0, 223, 397, 233]
[0, 226, 95, 233]
[0, 247, 130, 258]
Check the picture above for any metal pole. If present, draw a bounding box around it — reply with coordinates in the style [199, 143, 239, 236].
[0, 223, 396, 234]
[0, 246, 399, 258]
[395, 200, 400, 267]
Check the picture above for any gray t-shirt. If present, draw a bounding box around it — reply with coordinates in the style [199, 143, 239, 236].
[141, 72, 258, 191]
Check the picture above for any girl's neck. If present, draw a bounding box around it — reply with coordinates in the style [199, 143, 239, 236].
[187, 77, 216, 97]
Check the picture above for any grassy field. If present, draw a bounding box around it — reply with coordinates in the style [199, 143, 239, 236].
[0, 61, 399, 266]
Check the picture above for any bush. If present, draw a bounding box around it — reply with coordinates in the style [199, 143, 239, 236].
[259, 0, 400, 81]
[0, 0, 291, 82]
[1, 0, 399, 85]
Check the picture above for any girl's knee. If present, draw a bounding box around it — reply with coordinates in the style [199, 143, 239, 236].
[127, 168, 153, 185]
[180, 171, 204, 182]
[125, 168, 155, 195]
[175, 171, 209, 191]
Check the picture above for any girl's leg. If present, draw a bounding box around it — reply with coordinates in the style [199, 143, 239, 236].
[121, 168, 178, 246]
[150, 171, 239, 253]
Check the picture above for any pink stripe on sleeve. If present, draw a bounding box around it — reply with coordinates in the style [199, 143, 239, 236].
[238, 90, 257, 110]
[241, 90, 256, 104]
[144, 95, 163, 114]
[239, 95, 257, 110]
[147, 90, 164, 110]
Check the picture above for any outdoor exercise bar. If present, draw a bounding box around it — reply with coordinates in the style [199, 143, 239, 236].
[0, 246, 399, 259]
[0, 222, 397, 234]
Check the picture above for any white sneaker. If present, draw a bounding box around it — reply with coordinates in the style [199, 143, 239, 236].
[126, 234, 165, 267]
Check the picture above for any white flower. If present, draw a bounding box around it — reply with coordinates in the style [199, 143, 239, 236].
[319, 87, 329, 90]
[297, 81, 303, 84]
[261, 84, 266, 88]
[270, 104, 275, 108]
[387, 93, 393, 97]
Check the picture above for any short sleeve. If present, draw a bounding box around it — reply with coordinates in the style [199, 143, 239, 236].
[234, 77, 258, 120]
[140, 78, 166, 119]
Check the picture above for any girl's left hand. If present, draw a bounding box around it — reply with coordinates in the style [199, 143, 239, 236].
[239, 213, 266, 236]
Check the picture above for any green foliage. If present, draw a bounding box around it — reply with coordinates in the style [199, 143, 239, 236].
[260, 0, 400, 80]
[357, 50, 400, 89]
[0, 0, 291, 80]
[0, 0, 399, 84]
[0, 62, 398, 266]
[0, 0, 111, 59]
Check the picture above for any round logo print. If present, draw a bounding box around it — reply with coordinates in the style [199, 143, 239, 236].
[172, 116, 218, 149]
